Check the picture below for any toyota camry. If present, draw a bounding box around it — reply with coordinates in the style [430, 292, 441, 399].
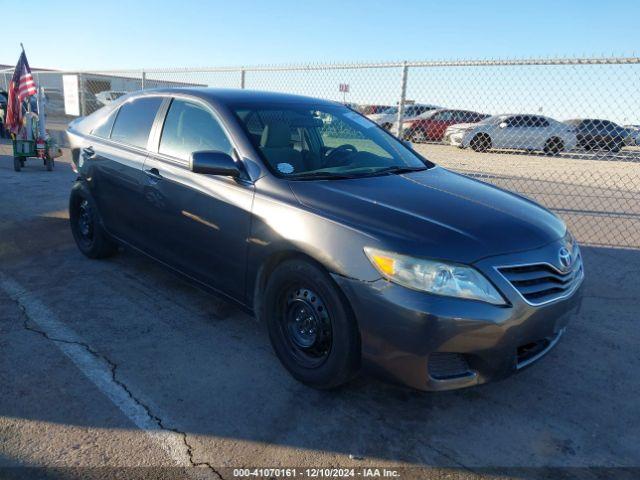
[67, 88, 584, 391]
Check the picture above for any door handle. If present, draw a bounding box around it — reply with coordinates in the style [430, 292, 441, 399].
[144, 167, 162, 180]
[82, 146, 95, 157]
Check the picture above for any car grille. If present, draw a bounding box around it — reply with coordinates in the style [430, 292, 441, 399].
[497, 254, 584, 306]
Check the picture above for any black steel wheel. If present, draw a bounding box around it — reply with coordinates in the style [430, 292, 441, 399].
[281, 287, 332, 368]
[263, 259, 360, 389]
[69, 189, 117, 259]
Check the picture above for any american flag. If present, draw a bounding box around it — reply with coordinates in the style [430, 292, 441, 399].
[5, 50, 37, 135]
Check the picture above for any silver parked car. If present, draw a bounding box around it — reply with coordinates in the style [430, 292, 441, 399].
[445, 114, 578, 154]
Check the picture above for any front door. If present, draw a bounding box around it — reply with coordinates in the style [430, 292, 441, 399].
[140, 97, 254, 301]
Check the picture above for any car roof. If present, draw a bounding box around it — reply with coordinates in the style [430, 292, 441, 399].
[127, 87, 341, 107]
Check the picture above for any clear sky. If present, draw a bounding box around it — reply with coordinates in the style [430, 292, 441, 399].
[1, 0, 639, 70]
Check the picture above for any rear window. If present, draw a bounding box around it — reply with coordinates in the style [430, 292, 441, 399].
[110, 97, 163, 149]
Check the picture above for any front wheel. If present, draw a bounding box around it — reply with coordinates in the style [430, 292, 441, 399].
[470, 133, 491, 152]
[263, 260, 361, 389]
[69, 190, 118, 259]
[45, 157, 54, 171]
[13, 157, 21, 172]
[544, 137, 564, 155]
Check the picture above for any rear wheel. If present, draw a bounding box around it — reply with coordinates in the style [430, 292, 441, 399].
[13, 156, 21, 172]
[470, 133, 491, 152]
[263, 259, 360, 389]
[544, 137, 564, 155]
[607, 140, 623, 153]
[45, 157, 54, 171]
[69, 190, 117, 259]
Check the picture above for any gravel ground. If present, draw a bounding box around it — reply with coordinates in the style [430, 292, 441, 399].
[0, 141, 638, 480]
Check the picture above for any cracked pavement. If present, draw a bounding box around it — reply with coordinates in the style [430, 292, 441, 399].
[0, 142, 639, 479]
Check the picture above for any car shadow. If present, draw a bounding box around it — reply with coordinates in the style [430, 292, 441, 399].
[1, 212, 639, 472]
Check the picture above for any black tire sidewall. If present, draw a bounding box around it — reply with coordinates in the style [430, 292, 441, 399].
[69, 189, 116, 259]
[263, 260, 360, 389]
[471, 134, 490, 152]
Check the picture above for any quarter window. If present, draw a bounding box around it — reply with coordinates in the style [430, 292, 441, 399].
[159, 99, 233, 162]
[110, 97, 163, 148]
[92, 109, 118, 139]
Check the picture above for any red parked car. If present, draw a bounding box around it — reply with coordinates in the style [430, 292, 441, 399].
[403, 109, 489, 143]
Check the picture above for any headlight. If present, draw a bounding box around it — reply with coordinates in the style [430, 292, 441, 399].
[364, 247, 506, 305]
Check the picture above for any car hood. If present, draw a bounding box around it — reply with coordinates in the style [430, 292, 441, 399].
[289, 167, 565, 264]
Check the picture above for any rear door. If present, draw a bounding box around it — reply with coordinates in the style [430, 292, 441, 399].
[86, 96, 164, 247]
[494, 115, 520, 148]
[141, 96, 254, 301]
[531, 116, 551, 150]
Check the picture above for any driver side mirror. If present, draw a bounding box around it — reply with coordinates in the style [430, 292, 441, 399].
[499, 122, 508, 129]
[190, 151, 240, 177]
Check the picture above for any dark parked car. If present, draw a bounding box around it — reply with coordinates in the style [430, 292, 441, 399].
[564, 118, 631, 152]
[67, 89, 584, 391]
[403, 109, 489, 143]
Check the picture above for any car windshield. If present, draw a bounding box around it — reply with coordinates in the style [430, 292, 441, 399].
[477, 115, 507, 125]
[234, 104, 431, 179]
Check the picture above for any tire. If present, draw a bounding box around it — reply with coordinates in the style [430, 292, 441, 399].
[382, 122, 393, 131]
[69, 190, 117, 259]
[470, 133, 491, 152]
[544, 137, 564, 155]
[607, 141, 622, 153]
[45, 158, 54, 171]
[263, 259, 360, 389]
[13, 156, 21, 172]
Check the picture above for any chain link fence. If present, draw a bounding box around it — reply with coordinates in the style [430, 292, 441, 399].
[3, 57, 639, 249]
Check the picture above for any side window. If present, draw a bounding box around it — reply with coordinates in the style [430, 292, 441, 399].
[159, 98, 233, 162]
[506, 116, 521, 127]
[457, 111, 471, 122]
[110, 97, 163, 148]
[522, 116, 535, 127]
[92, 109, 118, 138]
[532, 116, 549, 128]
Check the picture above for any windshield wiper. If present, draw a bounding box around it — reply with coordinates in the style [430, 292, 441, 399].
[285, 171, 361, 181]
[366, 165, 429, 176]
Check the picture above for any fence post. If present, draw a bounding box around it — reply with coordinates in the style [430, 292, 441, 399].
[396, 62, 409, 138]
[141, 69, 146, 90]
[240, 68, 246, 89]
[79, 73, 86, 116]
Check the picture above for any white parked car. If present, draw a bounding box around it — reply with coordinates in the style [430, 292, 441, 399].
[367, 104, 440, 131]
[444, 114, 577, 154]
[95, 90, 127, 106]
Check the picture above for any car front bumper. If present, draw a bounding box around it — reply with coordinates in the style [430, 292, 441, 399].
[332, 243, 584, 391]
[445, 131, 467, 147]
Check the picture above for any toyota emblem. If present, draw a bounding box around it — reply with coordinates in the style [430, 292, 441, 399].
[558, 247, 572, 271]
